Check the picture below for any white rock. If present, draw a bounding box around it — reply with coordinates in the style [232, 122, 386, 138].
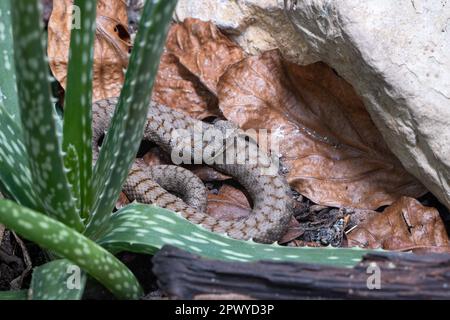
[176, 0, 450, 210]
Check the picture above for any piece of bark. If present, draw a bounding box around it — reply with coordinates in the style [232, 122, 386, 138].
[194, 293, 255, 300]
[153, 245, 450, 300]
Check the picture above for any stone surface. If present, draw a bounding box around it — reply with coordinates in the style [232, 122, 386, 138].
[175, 0, 450, 210]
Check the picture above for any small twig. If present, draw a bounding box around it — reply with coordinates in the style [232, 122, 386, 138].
[10, 232, 33, 290]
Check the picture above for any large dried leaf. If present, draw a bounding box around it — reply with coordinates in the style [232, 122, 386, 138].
[207, 184, 252, 221]
[142, 147, 171, 167]
[152, 18, 245, 119]
[346, 197, 450, 252]
[278, 218, 303, 245]
[152, 52, 219, 120]
[165, 18, 245, 95]
[218, 50, 426, 210]
[48, 0, 130, 102]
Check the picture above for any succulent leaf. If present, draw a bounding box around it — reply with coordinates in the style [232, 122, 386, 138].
[98, 204, 373, 268]
[11, 0, 83, 230]
[0, 200, 143, 299]
[0, 290, 28, 300]
[0, 0, 20, 118]
[0, 103, 42, 209]
[30, 259, 87, 300]
[62, 0, 97, 219]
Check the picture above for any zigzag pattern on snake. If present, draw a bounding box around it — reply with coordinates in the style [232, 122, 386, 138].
[92, 97, 293, 243]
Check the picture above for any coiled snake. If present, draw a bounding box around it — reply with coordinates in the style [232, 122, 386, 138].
[92, 98, 293, 243]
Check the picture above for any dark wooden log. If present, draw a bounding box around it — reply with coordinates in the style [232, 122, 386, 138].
[152, 245, 450, 299]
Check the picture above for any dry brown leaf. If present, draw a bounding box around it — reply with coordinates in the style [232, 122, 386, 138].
[346, 197, 450, 252]
[278, 217, 303, 244]
[207, 184, 252, 221]
[218, 50, 426, 210]
[115, 192, 130, 210]
[48, 0, 131, 102]
[153, 18, 244, 119]
[142, 147, 171, 166]
[152, 52, 219, 120]
[165, 18, 245, 95]
[347, 208, 381, 226]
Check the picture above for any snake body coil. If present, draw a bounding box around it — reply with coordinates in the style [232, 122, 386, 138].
[92, 98, 293, 243]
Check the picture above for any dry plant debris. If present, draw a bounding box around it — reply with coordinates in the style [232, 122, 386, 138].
[165, 18, 245, 96]
[152, 52, 219, 120]
[347, 197, 450, 252]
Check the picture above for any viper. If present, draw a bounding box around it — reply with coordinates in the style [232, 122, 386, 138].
[92, 97, 293, 243]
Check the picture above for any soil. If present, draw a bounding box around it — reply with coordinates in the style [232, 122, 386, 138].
[83, 252, 163, 300]
[0, 231, 24, 291]
[0, 231, 47, 291]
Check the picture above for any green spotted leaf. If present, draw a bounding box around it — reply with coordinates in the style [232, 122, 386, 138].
[62, 0, 97, 219]
[98, 204, 373, 268]
[65, 145, 81, 212]
[11, 1, 83, 231]
[87, 0, 178, 238]
[0, 0, 20, 118]
[0, 200, 143, 299]
[0, 103, 42, 209]
[0, 290, 28, 300]
[30, 259, 86, 300]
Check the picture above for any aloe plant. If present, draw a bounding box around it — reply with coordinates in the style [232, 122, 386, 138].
[0, 0, 177, 299]
[0, 0, 378, 300]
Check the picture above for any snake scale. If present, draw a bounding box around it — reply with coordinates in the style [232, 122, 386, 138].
[92, 97, 293, 243]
